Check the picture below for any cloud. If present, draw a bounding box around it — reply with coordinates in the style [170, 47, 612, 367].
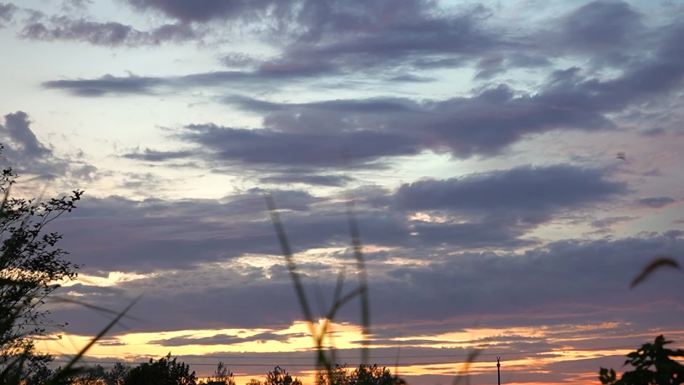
[124, 0, 282, 23]
[0, 111, 97, 181]
[368, 234, 684, 327]
[42, 16, 684, 165]
[150, 331, 301, 347]
[265, 1, 647, 78]
[389, 165, 626, 249]
[116, 85, 615, 172]
[61, 0, 94, 13]
[248, 21, 684, 157]
[123, 122, 419, 171]
[53, 165, 627, 274]
[206, 1, 503, 77]
[41, 66, 329, 96]
[222, 85, 611, 160]
[221, 52, 260, 67]
[43, 74, 163, 96]
[259, 174, 353, 187]
[557, 0, 643, 54]
[179, 124, 420, 168]
[270, 2, 501, 74]
[409, 220, 534, 249]
[113, 0, 658, 83]
[53, 190, 329, 271]
[122, 148, 195, 162]
[0, 2, 16, 27]
[591, 216, 634, 229]
[474, 53, 551, 79]
[90, 26, 684, 167]
[635, 196, 677, 208]
[51, 232, 684, 335]
[14, 3, 684, 383]
[1, 111, 51, 158]
[21, 16, 200, 46]
[395, 165, 626, 222]
[39, 2, 499, 93]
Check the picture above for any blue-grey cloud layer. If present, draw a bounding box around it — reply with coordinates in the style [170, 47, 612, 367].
[22, 17, 199, 46]
[0, 111, 97, 180]
[50, 165, 623, 271]
[46, 13, 684, 173]
[53, 229, 684, 334]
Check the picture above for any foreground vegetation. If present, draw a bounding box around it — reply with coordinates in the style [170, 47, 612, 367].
[47, 360, 406, 385]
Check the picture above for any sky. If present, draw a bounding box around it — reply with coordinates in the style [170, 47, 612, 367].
[1, 0, 684, 384]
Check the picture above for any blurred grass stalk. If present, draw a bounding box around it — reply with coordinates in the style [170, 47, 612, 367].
[266, 195, 370, 385]
[267, 194, 482, 385]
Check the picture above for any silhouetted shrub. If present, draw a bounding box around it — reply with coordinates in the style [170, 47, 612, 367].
[123, 354, 196, 385]
[599, 335, 684, 385]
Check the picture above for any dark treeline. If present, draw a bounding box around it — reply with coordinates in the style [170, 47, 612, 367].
[52, 356, 405, 385]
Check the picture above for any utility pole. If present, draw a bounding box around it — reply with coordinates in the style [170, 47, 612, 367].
[497, 356, 501, 385]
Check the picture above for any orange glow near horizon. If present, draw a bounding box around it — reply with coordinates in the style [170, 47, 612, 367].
[34, 320, 682, 385]
[38, 320, 365, 359]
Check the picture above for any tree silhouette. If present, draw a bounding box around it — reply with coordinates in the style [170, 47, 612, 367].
[69, 363, 130, 385]
[264, 366, 301, 385]
[318, 365, 406, 385]
[599, 335, 684, 385]
[71, 364, 107, 385]
[123, 354, 196, 385]
[0, 159, 82, 380]
[204, 362, 235, 385]
[107, 363, 131, 385]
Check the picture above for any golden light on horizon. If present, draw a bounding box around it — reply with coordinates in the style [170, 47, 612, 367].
[37, 320, 366, 359]
[34, 319, 658, 385]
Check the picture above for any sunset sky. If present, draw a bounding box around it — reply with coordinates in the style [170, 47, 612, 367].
[1, 0, 684, 384]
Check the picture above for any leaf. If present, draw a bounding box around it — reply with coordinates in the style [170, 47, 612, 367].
[630, 256, 681, 288]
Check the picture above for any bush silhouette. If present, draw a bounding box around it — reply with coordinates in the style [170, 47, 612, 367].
[0, 158, 82, 382]
[264, 366, 301, 385]
[123, 354, 196, 385]
[317, 365, 406, 385]
[204, 362, 234, 385]
[599, 335, 684, 385]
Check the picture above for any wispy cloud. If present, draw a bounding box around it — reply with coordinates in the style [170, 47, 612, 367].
[0, 111, 97, 181]
[21, 16, 200, 46]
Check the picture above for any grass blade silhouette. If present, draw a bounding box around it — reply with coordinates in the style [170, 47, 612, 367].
[265, 196, 314, 327]
[266, 195, 377, 383]
[48, 296, 140, 384]
[265, 196, 332, 376]
[452, 350, 481, 385]
[346, 200, 370, 365]
[50, 296, 142, 322]
[630, 257, 681, 288]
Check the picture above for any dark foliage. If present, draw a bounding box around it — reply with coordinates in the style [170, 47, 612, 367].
[69, 363, 130, 385]
[263, 366, 301, 385]
[0, 159, 82, 383]
[599, 335, 684, 385]
[123, 354, 196, 385]
[318, 365, 406, 385]
[204, 362, 234, 385]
